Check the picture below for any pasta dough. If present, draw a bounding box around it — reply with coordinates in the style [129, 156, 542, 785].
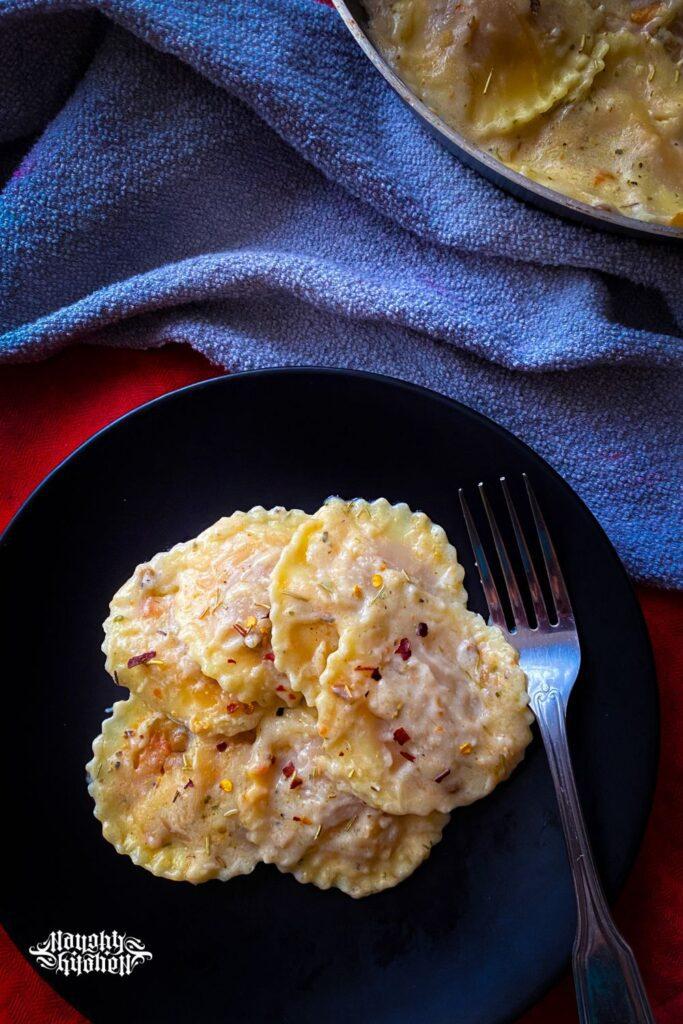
[174, 508, 307, 706]
[103, 507, 307, 734]
[104, 558, 264, 736]
[87, 696, 259, 883]
[239, 707, 448, 897]
[270, 497, 466, 704]
[316, 575, 533, 815]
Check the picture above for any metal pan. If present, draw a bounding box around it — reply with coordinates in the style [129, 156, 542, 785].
[333, 0, 682, 242]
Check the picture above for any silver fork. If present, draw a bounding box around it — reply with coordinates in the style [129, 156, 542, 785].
[459, 474, 654, 1024]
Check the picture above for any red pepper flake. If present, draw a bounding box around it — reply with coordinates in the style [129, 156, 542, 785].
[400, 750, 416, 762]
[263, 652, 275, 661]
[290, 777, 303, 789]
[226, 702, 242, 714]
[172, 790, 180, 803]
[276, 685, 287, 692]
[233, 622, 248, 637]
[184, 779, 194, 789]
[395, 638, 412, 660]
[216, 741, 228, 752]
[371, 669, 382, 681]
[227, 658, 237, 665]
[434, 769, 451, 784]
[127, 650, 156, 668]
[282, 761, 295, 778]
[355, 665, 378, 671]
[417, 622, 429, 637]
[393, 727, 411, 745]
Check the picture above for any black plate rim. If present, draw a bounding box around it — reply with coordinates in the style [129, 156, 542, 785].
[0, 365, 660, 1024]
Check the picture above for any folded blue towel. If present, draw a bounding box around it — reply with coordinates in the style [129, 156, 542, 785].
[0, 0, 680, 586]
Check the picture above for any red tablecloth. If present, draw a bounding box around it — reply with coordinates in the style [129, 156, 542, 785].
[1, 345, 680, 1024]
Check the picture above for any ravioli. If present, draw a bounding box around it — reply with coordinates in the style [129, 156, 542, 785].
[104, 554, 265, 736]
[87, 696, 258, 883]
[270, 497, 465, 704]
[103, 507, 307, 732]
[511, 30, 683, 221]
[367, 0, 683, 225]
[367, 0, 607, 137]
[316, 577, 533, 815]
[93, 495, 533, 897]
[239, 707, 448, 897]
[174, 508, 308, 706]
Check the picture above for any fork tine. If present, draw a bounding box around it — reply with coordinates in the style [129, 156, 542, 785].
[458, 489, 507, 630]
[477, 482, 528, 630]
[500, 477, 550, 628]
[523, 474, 574, 625]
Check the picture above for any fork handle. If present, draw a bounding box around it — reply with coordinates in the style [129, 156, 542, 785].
[533, 689, 654, 1024]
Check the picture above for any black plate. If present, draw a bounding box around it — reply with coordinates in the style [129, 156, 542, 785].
[0, 368, 658, 1024]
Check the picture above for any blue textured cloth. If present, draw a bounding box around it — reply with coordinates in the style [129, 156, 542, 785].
[0, 0, 681, 586]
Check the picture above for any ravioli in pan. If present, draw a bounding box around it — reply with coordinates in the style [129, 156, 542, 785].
[90, 498, 532, 897]
[366, 0, 683, 226]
